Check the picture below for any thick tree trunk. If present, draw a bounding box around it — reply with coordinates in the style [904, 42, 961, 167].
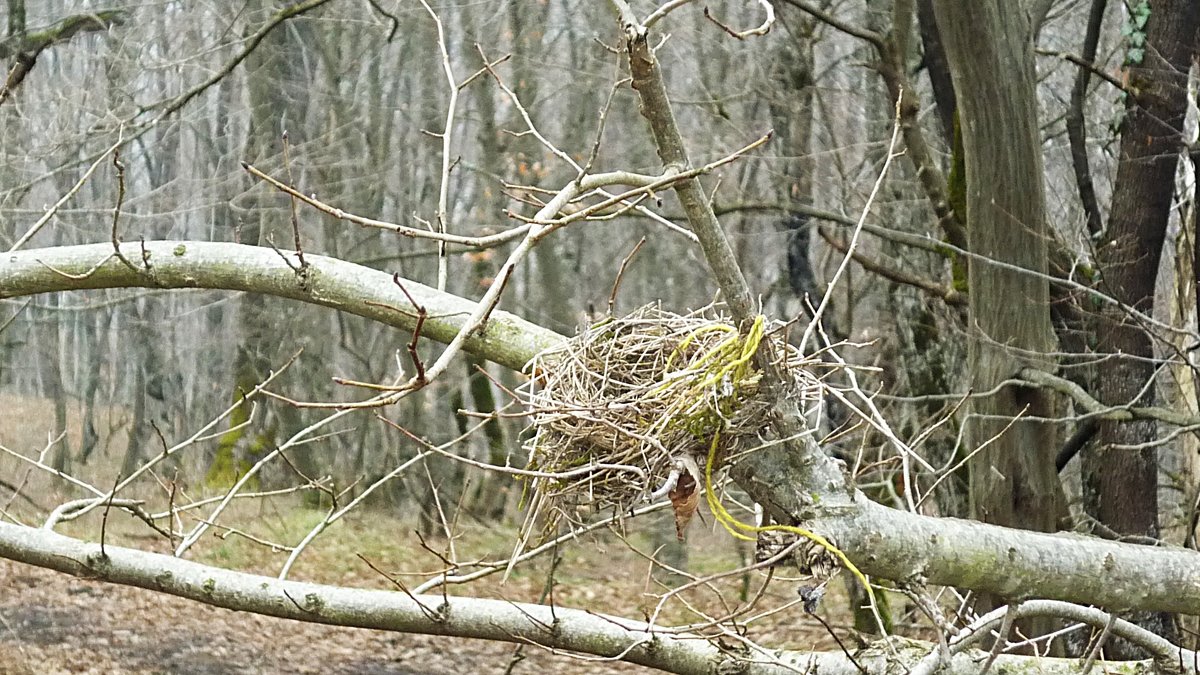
[931, 0, 1065, 533]
[1083, 2, 1197, 656]
[1087, 0, 1198, 540]
[932, 3, 1068, 645]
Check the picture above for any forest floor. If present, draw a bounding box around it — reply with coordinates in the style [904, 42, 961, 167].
[0, 500, 846, 674]
[0, 394, 848, 673]
[0, 558, 651, 675]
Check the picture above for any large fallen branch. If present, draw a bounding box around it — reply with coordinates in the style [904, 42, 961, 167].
[0, 522, 1160, 675]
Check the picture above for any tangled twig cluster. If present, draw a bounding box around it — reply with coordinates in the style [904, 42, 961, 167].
[519, 304, 825, 535]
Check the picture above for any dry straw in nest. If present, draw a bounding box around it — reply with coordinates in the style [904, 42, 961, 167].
[518, 303, 825, 538]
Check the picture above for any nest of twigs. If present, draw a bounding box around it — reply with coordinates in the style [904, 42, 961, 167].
[520, 303, 825, 534]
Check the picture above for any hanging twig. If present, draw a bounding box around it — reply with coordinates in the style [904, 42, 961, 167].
[607, 236, 646, 315]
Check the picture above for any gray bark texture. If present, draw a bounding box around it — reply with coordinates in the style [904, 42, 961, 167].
[0, 522, 1175, 675]
[931, 0, 1066, 533]
[1087, 0, 1199, 539]
[0, 241, 561, 373]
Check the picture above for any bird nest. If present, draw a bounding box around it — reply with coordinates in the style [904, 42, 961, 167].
[519, 303, 825, 534]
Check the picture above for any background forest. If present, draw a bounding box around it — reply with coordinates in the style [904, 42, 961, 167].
[2, 0, 1200, 673]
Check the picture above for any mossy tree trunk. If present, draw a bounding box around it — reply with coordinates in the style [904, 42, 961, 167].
[932, 0, 1066, 534]
[932, 2, 1068, 642]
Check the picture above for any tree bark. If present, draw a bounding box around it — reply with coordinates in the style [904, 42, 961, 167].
[1085, 4, 1197, 653]
[1087, 0, 1199, 540]
[1065, 0, 1108, 238]
[931, 3, 1068, 645]
[931, 1, 1065, 533]
[915, 0, 955, 146]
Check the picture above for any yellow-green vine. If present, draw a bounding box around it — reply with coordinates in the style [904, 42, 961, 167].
[703, 429, 879, 613]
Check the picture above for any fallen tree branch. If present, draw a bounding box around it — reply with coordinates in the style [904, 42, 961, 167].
[0, 522, 1164, 675]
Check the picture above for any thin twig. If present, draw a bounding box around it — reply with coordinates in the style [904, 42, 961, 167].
[9, 135, 123, 252]
[243, 162, 533, 248]
[281, 130, 307, 271]
[643, 0, 696, 28]
[418, 0, 459, 292]
[579, 75, 629, 180]
[99, 472, 122, 559]
[392, 274, 428, 383]
[702, 0, 774, 39]
[1081, 612, 1117, 674]
[979, 603, 1019, 675]
[607, 237, 646, 315]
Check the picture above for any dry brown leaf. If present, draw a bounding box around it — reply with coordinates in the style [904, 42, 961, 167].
[669, 473, 699, 541]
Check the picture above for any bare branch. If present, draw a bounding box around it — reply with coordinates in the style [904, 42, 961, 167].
[0, 523, 1168, 675]
[243, 162, 534, 248]
[1019, 367, 1200, 427]
[702, 0, 775, 40]
[417, 0, 459, 291]
[817, 225, 965, 306]
[777, 0, 884, 48]
[0, 241, 563, 373]
[8, 135, 123, 252]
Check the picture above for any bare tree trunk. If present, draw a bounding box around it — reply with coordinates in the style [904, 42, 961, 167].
[121, 301, 170, 479]
[932, 0, 1065, 532]
[1083, 2, 1197, 656]
[932, 3, 1068, 644]
[1087, 0, 1197, 540]
[77, 312, 102, 464]
[44, 295, 71, 474]
[770, 5, 819, 312]
[915, 0, 955, 145]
